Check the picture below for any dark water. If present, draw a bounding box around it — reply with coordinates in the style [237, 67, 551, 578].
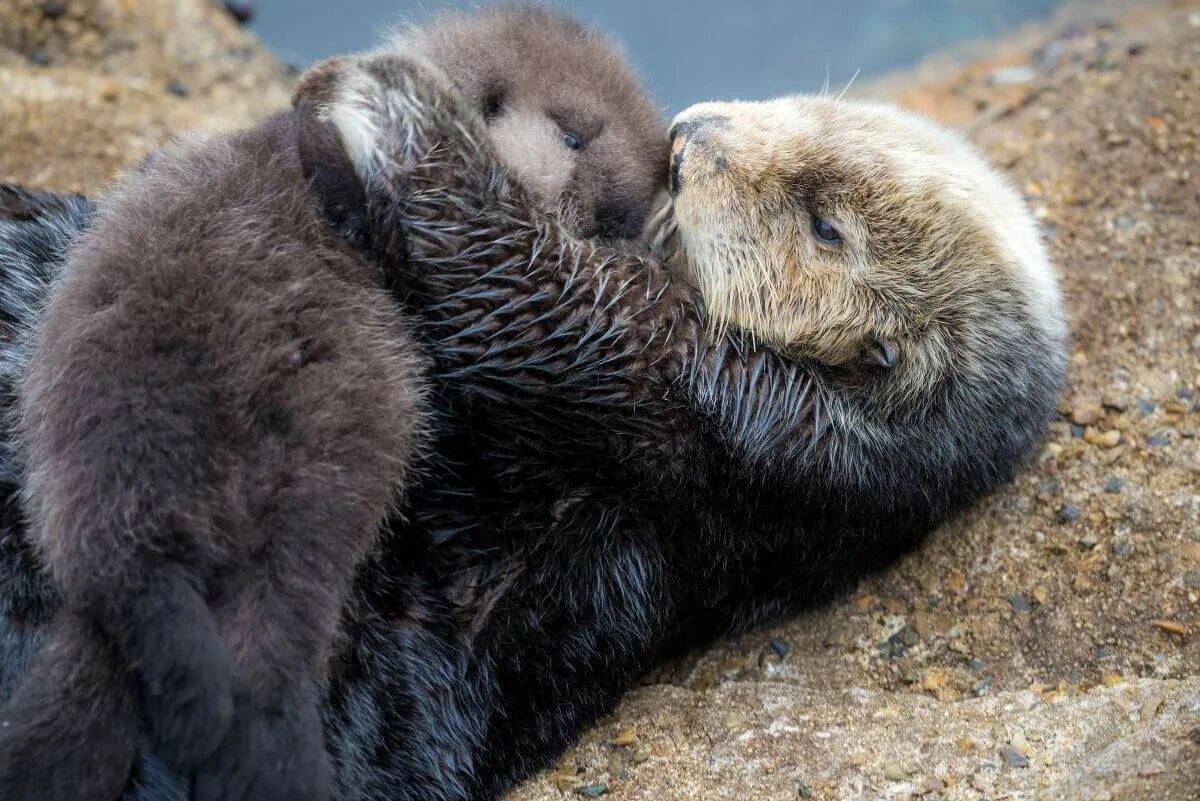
[248, 0, 1064, 115]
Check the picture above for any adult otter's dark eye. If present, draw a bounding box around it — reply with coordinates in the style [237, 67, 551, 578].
[812, 217, 841, 246]
[562, 131, 582, 151]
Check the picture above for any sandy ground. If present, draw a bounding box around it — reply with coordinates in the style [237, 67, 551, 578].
[0, 0, 291, 192]
[1, 2, 1196, 800]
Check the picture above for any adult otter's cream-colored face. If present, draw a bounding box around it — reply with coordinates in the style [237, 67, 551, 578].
[667, 96, 1065, 395]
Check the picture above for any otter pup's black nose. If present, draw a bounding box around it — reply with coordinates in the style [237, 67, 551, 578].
[594, 201, 646, 240]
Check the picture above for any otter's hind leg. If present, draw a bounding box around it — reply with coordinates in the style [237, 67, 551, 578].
[117, 564, 235, 769]
[0, 559, 235, 799]
[193, 485, 392, 801]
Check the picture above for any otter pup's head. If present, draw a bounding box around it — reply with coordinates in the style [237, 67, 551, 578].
[397, 6, 667, 239]
[667, 97, 1066, 402]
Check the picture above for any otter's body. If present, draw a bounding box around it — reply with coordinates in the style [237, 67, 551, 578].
[0, 112, 429, 801]
[0, 44, 1064, 801]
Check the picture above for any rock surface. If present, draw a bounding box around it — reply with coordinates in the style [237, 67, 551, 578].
[1, 2, 1196, 800]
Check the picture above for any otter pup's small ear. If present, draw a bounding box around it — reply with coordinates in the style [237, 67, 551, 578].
[860, 338, 899, 370]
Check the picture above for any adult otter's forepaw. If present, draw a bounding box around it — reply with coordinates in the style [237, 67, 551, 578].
[192, 693, 330, 801]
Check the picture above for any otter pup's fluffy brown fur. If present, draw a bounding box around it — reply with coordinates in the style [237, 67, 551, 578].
[3, 111, 427, 801]
[0, 8, 666, 801]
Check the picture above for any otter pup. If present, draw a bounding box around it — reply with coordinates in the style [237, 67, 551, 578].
[0, 8, 666, 801]
[0, 43, 1065, 801]
[404, 6, 664, 239]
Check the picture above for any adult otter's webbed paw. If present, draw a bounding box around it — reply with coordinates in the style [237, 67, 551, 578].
[294, 51, 516, 233]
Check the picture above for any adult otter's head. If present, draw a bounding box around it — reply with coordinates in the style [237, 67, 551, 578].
[667, 96, 1066, 404]
[397, 5, 667, 239]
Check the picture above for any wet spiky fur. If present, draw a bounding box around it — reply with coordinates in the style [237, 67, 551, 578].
[0, 44, 1064, 801]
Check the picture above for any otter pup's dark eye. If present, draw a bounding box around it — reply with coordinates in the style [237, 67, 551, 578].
[812, 217, 841, 246]
[562, 131, 582, 151]
[481, 89, 505, 122]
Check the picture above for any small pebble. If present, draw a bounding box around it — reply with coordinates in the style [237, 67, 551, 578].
[166, 81, 190, 98]
[575, 784, 608, 798]
[882, 763, 910, 782]
[972, 678, 993, 696]
[797, 784, 814, 799]
[27, 50, 52, 67]
[1036, 478, 1061, 494]
[1084, 428, 1121, 448]
[1059, 504, 1082, 523]
[1078, 532, 1099, 550]
[1070, 401, 1102, 425]
[1145, 433, 1168, 447]
[1008, 594, 1032, 613]
[1070, 424, 1085, 438]
[1182, 570, 1200, 588]
[968, 658, 987, 673]
[1112, 538, 1132, 557]
[1103, 477, 1125, 493]
[1152, 619, 1186, 636]
[612, 726, 638, 747]
[990, 65, 1037, 85]
[1136, 398, 1156, 415]
[768, 638, 790, 659]
[1002, 747, 1030, 768]
[40, 1, 67, 19]
[1190, 726, 1200, 745]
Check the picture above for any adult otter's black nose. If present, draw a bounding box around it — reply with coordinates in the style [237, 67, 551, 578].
[668, 114, 729, 145]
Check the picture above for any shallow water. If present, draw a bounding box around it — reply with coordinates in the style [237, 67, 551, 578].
[249, 0, 1063, 114]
